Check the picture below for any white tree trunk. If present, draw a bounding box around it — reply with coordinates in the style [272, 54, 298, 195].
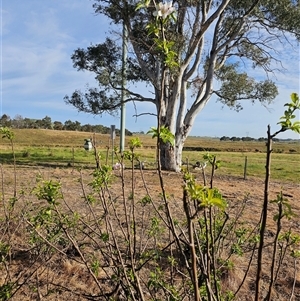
[159, 75, 211, 171]
[174, 135, 185, 171]
[159, 126, 187, 172]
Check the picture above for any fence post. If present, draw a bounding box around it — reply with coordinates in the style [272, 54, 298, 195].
[243, 156, 248, 180]
[72, 147, 75, 168]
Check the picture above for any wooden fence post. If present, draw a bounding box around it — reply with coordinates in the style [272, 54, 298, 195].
[243, 156, 248, 180]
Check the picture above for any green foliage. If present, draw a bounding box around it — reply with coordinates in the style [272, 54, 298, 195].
[0, 242, 10, 263]
[148, 216, 164, 237]
[91, 257, 101, 276]
[86, 194, 97, 205]
[153, 38, 178, 68]
[0, 282, 14, 301]
[147, 267, 163, 290]
[89, 165, 112, 190]
[215, 63, 278, 110]
[271, 192, 296, 221]
[0, 127, 14, 141]
[278, 93, 300, 133]
[279, 230, 300, 249]
[137, 0, 178, 68]
[147, 126, 175, 146]
[203, 152, 221, 169]
[291, 249, 300, 258]
[184, 173, 227, 210]
[8, 197, 17, 211]
[230, 227, 249, 256]
[139, 194, 152, 206]
[224, 290, 235, 301]
[147, 267, 180, 300]
[145, 22, 160, 37]
[135, 0, 151, 11]
[29, 203, 69, 247]
[121, 137, 143, 164]
[128, 136, 143, 151]
[33, 180, 62, 205]
[29, 177, 81, 248]
[100, 232, 109, 242]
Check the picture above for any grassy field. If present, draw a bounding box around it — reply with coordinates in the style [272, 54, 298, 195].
[1, 129, 299, 182]
[1, 128, 299, 151]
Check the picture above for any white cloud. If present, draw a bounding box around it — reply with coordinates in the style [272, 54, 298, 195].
[25, 11, 71, 43]
[0, 8, 11, 35]
[3, 44, 65, 93]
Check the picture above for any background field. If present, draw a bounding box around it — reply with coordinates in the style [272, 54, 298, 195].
[1, 129, 299, 182]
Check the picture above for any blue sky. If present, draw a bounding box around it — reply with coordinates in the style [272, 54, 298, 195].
[1, 0, 299, 139]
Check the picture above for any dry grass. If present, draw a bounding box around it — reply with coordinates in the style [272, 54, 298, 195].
[0, 164, 299, 300]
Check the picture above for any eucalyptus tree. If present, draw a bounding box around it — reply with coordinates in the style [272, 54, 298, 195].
[65, 0, 300, 171]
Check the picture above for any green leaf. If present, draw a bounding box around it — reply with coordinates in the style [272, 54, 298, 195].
[210, 197, 227, 210]
[135, 0, 151, 11]
[0, 127, 15, 141]
[290, 125, 300, 134]
[128, 137, 142, 150]
[291, 92, 299, 104]
[147, 126, 175, 145]
[100, 232, 109, 242]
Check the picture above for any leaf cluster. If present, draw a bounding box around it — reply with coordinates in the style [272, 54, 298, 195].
[184, 173, 227, 211]
[147, 126, 175, 146]
[215, 63, 278, 110]
[64, 88, 121, 116]
[33, 180, 62, 205]
[1, 127, 15, 141]
[277, 93, 300, 133]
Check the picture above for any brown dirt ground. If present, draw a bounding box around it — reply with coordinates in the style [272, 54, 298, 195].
[1, 165, 299, 300]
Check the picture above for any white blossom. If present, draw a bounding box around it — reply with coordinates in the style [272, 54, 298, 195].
[153, 1, 175, 19]
[113, 162, 125, 170]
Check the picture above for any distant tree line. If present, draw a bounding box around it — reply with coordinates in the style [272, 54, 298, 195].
[220, 136, 281, 142]
[0, 114, 133, 136]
